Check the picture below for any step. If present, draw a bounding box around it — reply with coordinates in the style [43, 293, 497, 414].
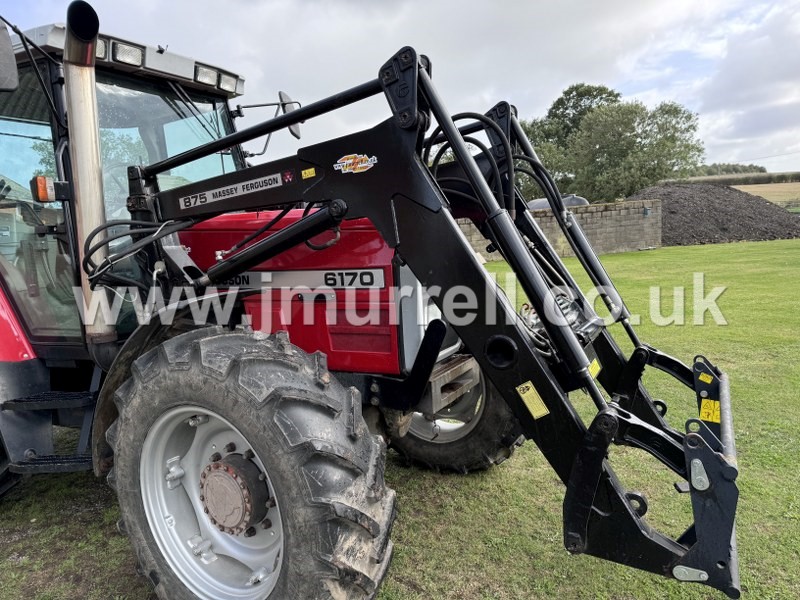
[1, 391, 96, 412]
[9, 454, 93, 474]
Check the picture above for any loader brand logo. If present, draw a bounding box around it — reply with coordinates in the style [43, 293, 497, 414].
[179, 173, 283, 210]
[333, 153, 378, 174]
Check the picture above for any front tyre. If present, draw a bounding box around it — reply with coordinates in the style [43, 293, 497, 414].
[108, 327, 395, 600]
[389, 367, 524, 473]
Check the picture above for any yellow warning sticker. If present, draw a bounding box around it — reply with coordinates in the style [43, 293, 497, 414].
[700, 399, 721, 424]
[589, 358, 601, 379]
[301, 167, 317, 180]
[516, 381, 549, 419]
[698, 372, 714, 385]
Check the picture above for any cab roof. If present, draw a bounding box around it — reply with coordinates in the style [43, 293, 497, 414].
[14, 23, 244, 98]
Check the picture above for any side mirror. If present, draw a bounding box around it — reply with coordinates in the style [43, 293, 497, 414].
[0, 25, 18, 92]
[278, 91, 301, 140]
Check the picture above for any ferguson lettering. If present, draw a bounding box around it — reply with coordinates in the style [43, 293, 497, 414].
[179, 173, 283, 209]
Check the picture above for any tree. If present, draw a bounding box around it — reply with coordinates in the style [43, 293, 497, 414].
[34, 130, 148, 178]
[685, 163, 767, 177]
[567, 101, 704, 201]
[545, 83, 621, 146]
[518, 84, 621, 196]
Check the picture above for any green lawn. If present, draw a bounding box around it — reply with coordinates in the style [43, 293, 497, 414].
[0, 239, 798, 599]
[384, 239, 800, 600]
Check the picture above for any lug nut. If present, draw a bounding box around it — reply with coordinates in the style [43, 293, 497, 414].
[210, 452, 222, 462]
[244, 527, 256, 538]
[243, 449, 255, 460]
[224, 442, 236, 453]
[262, 519, 272, 530]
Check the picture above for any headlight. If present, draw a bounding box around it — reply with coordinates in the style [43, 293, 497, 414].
[195, 65, 218, 86]
[112, 42, 143, 67]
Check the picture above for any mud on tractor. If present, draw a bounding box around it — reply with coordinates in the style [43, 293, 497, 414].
[0, 2, 740, 598]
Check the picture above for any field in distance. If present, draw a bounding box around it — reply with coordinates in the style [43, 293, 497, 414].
[733, 181, 800, 209]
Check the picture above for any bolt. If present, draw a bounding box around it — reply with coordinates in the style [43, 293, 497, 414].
[244, 449, 255, 460]
[700, 390, 709, 398]
[244, 527, 256, 538]
[369, 382, 380, 394]
[224, 442, 236, 453]
[210, 452, 222, 462]
[262, 519, 272, 530]
[399, 111, 410, 122]
[597, 416, 616, 434]
[258, 473, 266, 481]
[267, 498, 276, 508]
[370, 396, 380, 406]
[204, 507, 209, 514]
[199, 495, 204, 501]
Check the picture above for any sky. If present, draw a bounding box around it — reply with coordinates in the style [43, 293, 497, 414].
[4, 0, 800, 172]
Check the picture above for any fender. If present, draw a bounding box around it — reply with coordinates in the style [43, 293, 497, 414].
[91, 288, 253, 475]
[0, 286, 36, 362]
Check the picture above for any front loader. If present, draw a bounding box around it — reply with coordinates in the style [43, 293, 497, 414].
[0, 2, 739, 599]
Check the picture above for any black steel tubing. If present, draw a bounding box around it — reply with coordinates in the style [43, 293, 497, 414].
[511, 117, 636, 330]
[198, 201, 346, 287]
[419, 70, 600, 398]
[419, 70, 503, 218]
[144, 79, 383, 177]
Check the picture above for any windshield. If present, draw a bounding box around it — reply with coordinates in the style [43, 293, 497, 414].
[0, 64, 242, 343]
[95, 70, 241, 218]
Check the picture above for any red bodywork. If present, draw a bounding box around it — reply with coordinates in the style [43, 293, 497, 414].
[180, 210, 401, 375]
[0, 287, 36, 362]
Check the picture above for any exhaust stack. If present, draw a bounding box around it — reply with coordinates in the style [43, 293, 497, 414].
[63, 1, 116, 346]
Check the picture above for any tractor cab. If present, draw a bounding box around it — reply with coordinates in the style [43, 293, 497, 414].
[0, 21, 245, 478]
[0, 23, 245, 351]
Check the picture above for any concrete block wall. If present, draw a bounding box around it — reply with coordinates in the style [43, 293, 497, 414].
[457, 199, 662, 259]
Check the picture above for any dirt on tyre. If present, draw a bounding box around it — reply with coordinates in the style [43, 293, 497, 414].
[389, 365, 524, 473]
[107, 327, 396, 600]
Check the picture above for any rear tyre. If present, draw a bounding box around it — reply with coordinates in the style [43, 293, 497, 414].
[108, 327, 396, 600]
[389, 368, 524, 473]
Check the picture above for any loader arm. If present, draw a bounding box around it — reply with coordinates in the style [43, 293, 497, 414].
[108, 48, 739, 598]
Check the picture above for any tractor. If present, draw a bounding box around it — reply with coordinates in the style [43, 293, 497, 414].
[0, 2, 740, 599]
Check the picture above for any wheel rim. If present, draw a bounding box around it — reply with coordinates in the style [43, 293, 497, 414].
[406, 375, 486, 443]
[141, 405, 284, 599]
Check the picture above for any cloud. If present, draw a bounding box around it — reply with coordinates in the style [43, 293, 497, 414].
[4, 0, 798, 170]
[696, 1, 800, 168]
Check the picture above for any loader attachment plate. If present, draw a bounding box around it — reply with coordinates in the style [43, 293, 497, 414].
[563, 360, 740, 599]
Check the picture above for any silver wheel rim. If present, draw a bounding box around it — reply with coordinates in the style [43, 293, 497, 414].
[141, 405, 284, 599]
[407, 376, 486, 443]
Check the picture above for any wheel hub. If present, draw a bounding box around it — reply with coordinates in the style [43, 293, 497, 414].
[200, 454, 269, 535]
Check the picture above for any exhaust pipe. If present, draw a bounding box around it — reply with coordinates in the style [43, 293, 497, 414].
[63, 1, 117, 350]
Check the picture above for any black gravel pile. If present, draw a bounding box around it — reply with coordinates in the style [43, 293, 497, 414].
[627, 183, 800, 246]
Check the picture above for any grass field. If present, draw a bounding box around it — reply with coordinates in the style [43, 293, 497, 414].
[733, 182, 800, 208]
[1, 239, 799, 599]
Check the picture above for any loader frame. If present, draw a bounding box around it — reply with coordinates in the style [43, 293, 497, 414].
[100, 47, 739, 597]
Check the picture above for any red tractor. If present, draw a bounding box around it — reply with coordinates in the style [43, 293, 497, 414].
[0, 3, 740, 599]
